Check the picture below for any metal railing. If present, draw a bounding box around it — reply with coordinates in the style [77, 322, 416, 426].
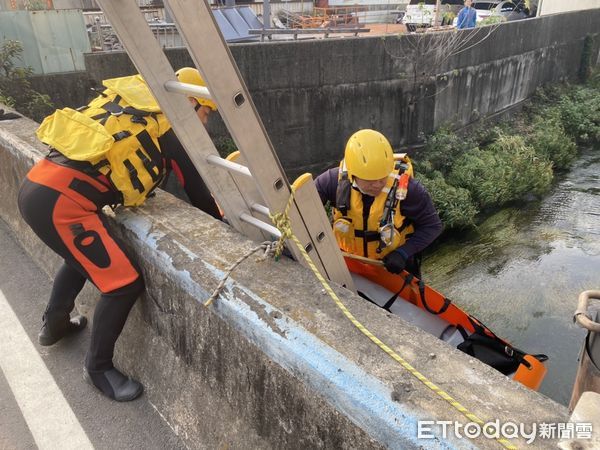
[248, 27, 370, 41]
[88, 21, 181, 51]
[85, 1, 385, 51]
[83, 8, 164, 26]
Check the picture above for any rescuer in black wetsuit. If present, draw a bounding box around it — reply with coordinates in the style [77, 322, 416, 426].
[17, 67, 219, 402]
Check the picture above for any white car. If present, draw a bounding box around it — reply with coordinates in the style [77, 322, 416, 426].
[472, 1, 529, 23]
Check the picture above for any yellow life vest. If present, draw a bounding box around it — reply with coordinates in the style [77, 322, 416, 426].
[332, 154, 415, 259]
[36, 74, 171, 206]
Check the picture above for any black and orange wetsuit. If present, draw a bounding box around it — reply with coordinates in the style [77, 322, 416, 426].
[17, 128, 219, 376]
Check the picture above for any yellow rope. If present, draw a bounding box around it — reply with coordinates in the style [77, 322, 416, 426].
[204, 241, 276, 307]
[267, 186, 297, 261]
[268, 187, 518, 450]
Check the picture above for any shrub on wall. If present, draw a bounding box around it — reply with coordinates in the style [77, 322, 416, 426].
[415, 170, 478, 229]
[478, 15, 506, 27]
[525, 111, 578, 169]
[423, 126, 477, 177]
[0, 40, 53, 122]
[557, 85, 600, 146]
[448, 134, 553, 209]
[419, 77, 598, 230]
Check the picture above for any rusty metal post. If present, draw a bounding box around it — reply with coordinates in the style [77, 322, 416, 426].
[569, 291, 600, 411]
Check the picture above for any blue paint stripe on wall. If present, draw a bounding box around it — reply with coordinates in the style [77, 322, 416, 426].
[123, 213, 466, 449]
[202, 264, 466, 450]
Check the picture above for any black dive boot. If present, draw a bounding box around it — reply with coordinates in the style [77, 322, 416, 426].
[83, 367, 143, 402]
[38, 313, 87, 346]
[84, 278, 144, 402]
[39, 263, 88, 346]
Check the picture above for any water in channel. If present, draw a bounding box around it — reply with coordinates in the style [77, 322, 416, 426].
[422, 147, 600, 406]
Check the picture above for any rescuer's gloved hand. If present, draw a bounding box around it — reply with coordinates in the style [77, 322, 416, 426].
[383, 250, 407, 274]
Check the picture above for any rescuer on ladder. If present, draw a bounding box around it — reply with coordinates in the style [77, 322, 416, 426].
[17, 67, 219, 401]
[315, 129, 443, 278]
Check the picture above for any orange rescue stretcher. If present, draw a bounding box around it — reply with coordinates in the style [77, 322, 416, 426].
[345, 256, 548, 391]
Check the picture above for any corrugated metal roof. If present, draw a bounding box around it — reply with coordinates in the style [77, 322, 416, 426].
[213, 6, 262, 42]
[0, 10, 90, 74]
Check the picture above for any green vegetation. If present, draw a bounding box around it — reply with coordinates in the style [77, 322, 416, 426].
[416, 170, 479, 228]
[477, 15, 506, 27]
[524, 111, 577, 168]
[0, 40, 53, 122]
[23, 0, 47, 10]
[415, 77, 600, 230]
[556, 87, 600, 146]
[441, 11, 456, 26]
[213, 136, 238, 158]
[448, 134, 553, 209]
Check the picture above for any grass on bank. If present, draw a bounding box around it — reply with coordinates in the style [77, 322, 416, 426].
[416, 74, 600, 230]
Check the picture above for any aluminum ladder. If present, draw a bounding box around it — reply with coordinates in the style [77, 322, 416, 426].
[95, 0, 355, 291]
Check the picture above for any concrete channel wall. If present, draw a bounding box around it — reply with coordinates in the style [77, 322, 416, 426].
[0, 109, 574, 448]
[28, 9, 600, 179]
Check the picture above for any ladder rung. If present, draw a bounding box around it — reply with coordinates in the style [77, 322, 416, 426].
[251, 203, 271, 217]
[164, 80, 212, 102]
[95, 0, 355, 291]
[206, 154, 252, 177]
[240, 212, 281, 238]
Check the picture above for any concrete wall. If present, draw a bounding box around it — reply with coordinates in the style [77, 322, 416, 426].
[28, 71, 97, 110]
[0, 107, 575, 448]
[432, 11, 599, 128]
[77, 9, 594, 178]
[22, 10, 598, 176]
[538, 0, 600, 16]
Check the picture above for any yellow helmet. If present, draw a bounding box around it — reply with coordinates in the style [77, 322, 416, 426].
[175, 67, 217, 111]
[344, 129, 394, 180]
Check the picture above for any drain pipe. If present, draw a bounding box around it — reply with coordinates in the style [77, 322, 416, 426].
[263, 0, 271, 29]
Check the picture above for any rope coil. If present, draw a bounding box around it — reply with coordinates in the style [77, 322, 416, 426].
[205, 190, 297, 306]
[204, 241, 276, 307]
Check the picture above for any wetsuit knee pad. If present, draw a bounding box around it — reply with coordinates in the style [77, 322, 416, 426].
[104, 276, 145, 299]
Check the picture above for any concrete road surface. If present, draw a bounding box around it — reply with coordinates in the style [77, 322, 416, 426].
[0, 218, 186, 450]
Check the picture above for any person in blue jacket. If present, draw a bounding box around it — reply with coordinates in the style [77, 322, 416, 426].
[456, 0, 477, 29]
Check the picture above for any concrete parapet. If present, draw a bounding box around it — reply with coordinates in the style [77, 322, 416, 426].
[0, 109, 571, 448]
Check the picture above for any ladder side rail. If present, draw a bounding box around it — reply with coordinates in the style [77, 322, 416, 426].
[166, 0, 290, 208]
[226, 152, 331, 278]
[97, 0, 326, 270]
[166, 0, 352, 286]
[95, 0, 264, 241]
[292, 175, 356, 290]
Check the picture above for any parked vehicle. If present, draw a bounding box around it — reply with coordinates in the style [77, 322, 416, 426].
[472, 1, 530, 22]
[402, 0, 464, 31]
